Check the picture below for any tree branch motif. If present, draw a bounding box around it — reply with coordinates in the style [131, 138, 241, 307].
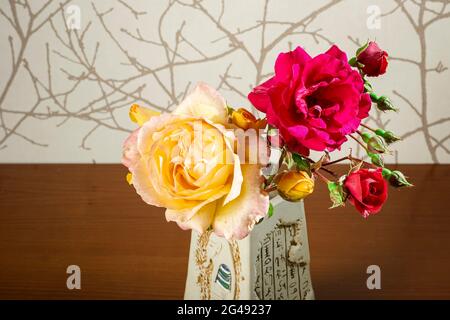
[0, 0, 448, 163]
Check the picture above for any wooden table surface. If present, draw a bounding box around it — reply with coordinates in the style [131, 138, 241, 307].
[0, 164, 449, 299]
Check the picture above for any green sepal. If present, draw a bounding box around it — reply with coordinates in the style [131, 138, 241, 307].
[364, 81, 373, 93]
[367, 135, 389, 154]
[369, 152, 384, 167]
[292, 153, 311, 176]
[361, 132, 372, 143]
[327, 181, 345, 209]
[388, 170, 413, 188]
[382, 168, 393, 179]
[267, 202, 274, 218]
[356, 41, 369, 56]
[376, 96, 399, 112]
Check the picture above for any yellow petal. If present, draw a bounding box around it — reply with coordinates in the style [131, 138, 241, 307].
[172, 201, 217, 234]
[173, 83, 228, 125]
[213, 164, 269, 240]
[129, 103, 160, 126]
[126, 172, 133, 185]
[277, 171, 314, 202]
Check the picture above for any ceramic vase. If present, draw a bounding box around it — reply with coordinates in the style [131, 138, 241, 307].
[184, 196, 314, 300]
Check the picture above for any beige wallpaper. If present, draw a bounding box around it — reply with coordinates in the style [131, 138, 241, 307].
[0, 0, 449, 163]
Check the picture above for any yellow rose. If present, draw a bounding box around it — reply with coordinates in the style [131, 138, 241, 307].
[277, 171, 314, 202]
[122, 83, 269, 240]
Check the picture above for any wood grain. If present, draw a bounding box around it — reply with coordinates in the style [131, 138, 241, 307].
[0, 164, 449, 299]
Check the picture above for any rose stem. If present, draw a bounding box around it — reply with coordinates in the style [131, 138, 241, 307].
[360, 123, 377, 133]
[264, 186, 277, 193]
[319, 167, 338, 178]
[322, 156, 349, 167]
[278, 147, 287, 169]
[349, 134, 369, 152]
[314, 170, 330, 184]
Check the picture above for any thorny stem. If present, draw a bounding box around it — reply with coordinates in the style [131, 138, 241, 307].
[321, 156, 349, 166]
[360, 123, 377, 133]
[349, 134, 369, 152]
[318, 167, 337, 178]
[314, 170, 330, 183]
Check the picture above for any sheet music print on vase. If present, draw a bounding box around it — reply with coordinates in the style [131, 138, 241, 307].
[122, 42, 413, 300]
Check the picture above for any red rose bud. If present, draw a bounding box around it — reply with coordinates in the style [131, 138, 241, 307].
[344, 168, 388, 218]
[356, 41, 389, 77]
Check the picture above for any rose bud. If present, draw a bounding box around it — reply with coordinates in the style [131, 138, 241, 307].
[232, 108, 267, 130]
[344, 168, 388, 218]
[356, 41, 389, 77]
[367, 135, 389, 154]
[277, 171, 314, 202]
[388, 170, 413, 188]
[375, 129, 401, 144]
[369, 153, 384, 167]
[375, 96, 398, 112]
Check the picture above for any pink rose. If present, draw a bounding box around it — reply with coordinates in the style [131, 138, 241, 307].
[248, 45, 371, 156]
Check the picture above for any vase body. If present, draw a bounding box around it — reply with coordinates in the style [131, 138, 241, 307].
[184, 196, 314, 300]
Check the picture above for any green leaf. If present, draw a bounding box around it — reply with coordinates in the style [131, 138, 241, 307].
[267, 202, 274, 218]
[327, 181, 345, 209]
[348, 57, 357, 67]
[292, 153, 311, 176]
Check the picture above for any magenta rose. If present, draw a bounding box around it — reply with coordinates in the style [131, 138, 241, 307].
[248, 45, 371, 156]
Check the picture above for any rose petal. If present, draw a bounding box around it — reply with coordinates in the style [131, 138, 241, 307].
[122, 128, 140, 172]
[222, 154, 243, 205]
[173, 82, 228, 125]
[172, 201, 217, 234]
[213, 164, 269, 240]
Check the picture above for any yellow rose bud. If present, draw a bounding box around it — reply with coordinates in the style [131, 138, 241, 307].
[277, 171, 314, 202]
[129, 103, 160, 126]
[231, 108, 267, 130]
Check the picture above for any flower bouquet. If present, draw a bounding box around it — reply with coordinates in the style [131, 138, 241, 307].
[122, 41, 412, 300]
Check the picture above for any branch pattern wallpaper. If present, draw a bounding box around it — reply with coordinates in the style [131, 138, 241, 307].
[0, 0, 449, 163]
